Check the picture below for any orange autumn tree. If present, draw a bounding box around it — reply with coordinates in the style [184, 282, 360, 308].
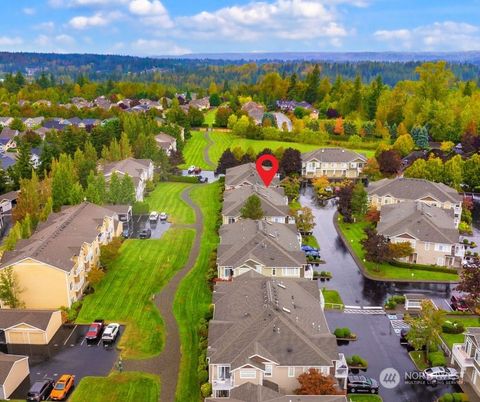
[295, 368, 341, 395]
[334, 117, 344, 135]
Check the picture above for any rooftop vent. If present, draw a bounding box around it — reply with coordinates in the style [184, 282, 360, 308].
[278, 283, 286, 289]
[282, 307, 291, 313]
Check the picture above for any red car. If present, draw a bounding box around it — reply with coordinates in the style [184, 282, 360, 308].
[85, 319, 105, 341]
[451, 296, 469, 312]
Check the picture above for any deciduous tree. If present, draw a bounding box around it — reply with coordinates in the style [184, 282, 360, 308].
[295, 368, 339, 395]
[0, 267, 24, 308]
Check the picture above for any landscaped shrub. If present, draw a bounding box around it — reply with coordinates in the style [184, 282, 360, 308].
[99, 237, 123, 270]
[440, 393, 454, 402]
[201, 383, 212, 398]
[439, 393, 469, 402]
[428, 351, 446, 367]
[133, 201, 150, 214]
[347, 355, 368, 367]
[384, 295, 406, 309]
[389, 260, 458, 274]
[334, 327, 352, 338]
[61, 300, 83, 323]
[197, 369, 208, 384]
[442, 320, 465, 334]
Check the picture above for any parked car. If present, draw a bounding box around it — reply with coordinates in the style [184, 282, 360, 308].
[197, 175, 208, 183]
[102, 323, 120, 343]
[400, 327, 410, 345]
[85, 319, 105, 342]
[49, 374, 75, 401]
[301, 245, 319, 253]
[305, 250, 321, 258]
[149, 211, 159, 222]
[122, 226, 133, 238]
[188, 165, 202, 175]
[450, 295, 469, 312]
[423, 367, 459, 383]
[347, 375, 379, 394]
[27, 379, 55, 401]
[139, 229, 152, 239]
[159, 212, 168, 221]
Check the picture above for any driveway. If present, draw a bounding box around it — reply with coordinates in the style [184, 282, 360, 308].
[326, 311, 461, 402]
[10, 324, 123, 399]
[131, 215, 171, 239]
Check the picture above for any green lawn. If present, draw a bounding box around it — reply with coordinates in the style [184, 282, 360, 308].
[180, 131, 214, 170]
[174, 182, 221, 402]
[204, 108, 217, 127]
[302, 235, 320, 249]
[322, 288, 344, 307]
[337, 218, 459, 282]
[409, 351, 430, 370]
[76, 228, 195, 359]
[70, 372, 159, 402]
[442, 316, 480, 348]
[347, 395, 383, 402]
[145, 182, 195, 224]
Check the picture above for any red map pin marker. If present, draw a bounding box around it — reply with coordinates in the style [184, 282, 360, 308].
[256, 154, 279, 187]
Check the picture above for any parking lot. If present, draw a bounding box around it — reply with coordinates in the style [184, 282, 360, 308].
[131, 215, 171, 239]
[10, 324, 124, 399]
[326, 311, 461, 402]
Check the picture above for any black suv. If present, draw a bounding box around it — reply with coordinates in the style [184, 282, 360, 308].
[347, 375, 379, 394]
[139, 228, 152, 239]
[27, 379, 55, 401]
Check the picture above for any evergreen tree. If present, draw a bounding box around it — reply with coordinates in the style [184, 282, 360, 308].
[240, 195, 264, 220]
[51, 154, 78, 211]
[119, 132, 133, 159]
[120, 174, 136, 204]
[411, 125, 429, 149]
[305, 65, 320, 104]
[14, 141, 33, 183]
[107, 172, 122, 204]
[85, 172, 106, 205]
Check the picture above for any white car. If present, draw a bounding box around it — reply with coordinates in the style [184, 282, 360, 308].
[159, 212, 168, 221]
[149, 211, 159, 222]
[102, 323, 120, 342]
[423, 367, 459, 383]
[187, 165, 196, 174]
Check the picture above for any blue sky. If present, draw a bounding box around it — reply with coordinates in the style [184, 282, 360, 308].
[1, 0, 480, 55]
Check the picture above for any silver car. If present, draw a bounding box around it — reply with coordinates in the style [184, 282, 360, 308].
[423, 367, 459, 383]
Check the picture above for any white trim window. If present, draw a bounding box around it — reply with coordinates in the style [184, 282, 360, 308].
[282, 268, 298, 277]
[424, 242, 430, 251]
[435, 243, 450, 252]
[240, 369, 256, 379]
[288, 367, 295, 377]
[265, 364, 272, 377]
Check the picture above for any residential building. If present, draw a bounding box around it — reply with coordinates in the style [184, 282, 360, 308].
[94, 96, 113, 110]
[301, 148, 367, 180]
[22, 117, 44, 129]
[276, 100, 319, 119]
[0, 154, 16, 169]
[0, 117, 13, 128]
[222, 185, 293, 224]
[29, 147, 41, 169]
[451, 327, 480, 400]
[0, 128, 18, 152]
[102, 158, 154, 202]
[189, 97, 210, 111]
[0, 202, 128, 309]
[0, 191, 19, 213]
[225, 163, 280, 190]
[269, 112, 293, 132]
[242, 101, 265, 125]
[0, 353, 29, 400]
[154, 133, 177, 155]
[33, 127, 50, 141]
[0, 309, 62, 345]
[367, 177, 463, 227]
[377, 202, 464, 267]
[206, 383, 347, 402]
[207, 271, 347, 398]
[217, 220, 311, 279]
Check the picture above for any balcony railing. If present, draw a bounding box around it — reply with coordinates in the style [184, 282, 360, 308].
[212, 378, 234, 391]
[335, 353, 349, 378]
[452, 343, 474, 368]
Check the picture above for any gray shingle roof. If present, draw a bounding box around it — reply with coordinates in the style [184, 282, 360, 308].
[103, 158, 152, 181]
[0, 202, 124, 272]
[225, 163, 280, 188]
[377, 201, 459, 244]
[302, 148, 367, 163]
[367, 177, 462, 204]
[218, 220, 304, 268]
[223, 185, 289, 218]
[0, 353, 28, 384]
[208, 271, 338, 370]
[0, 309, 58, 331]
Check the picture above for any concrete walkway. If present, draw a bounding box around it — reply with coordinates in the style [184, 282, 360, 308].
[124, 186, 203, 402]
[203, 131, 216, 169]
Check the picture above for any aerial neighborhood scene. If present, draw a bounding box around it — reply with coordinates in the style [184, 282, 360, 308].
[1, 1, 480, 402]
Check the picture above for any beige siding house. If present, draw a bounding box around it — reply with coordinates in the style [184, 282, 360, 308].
[0, 202, 127, 309]
[222, 185, 293, 225]
[301, 148, 367, 180]
[154, 133, 177, 155]
[0, 353, 29, 400]
[451, 327, 480, 400]
[217, 220, 311, 280]
[102, 158, 154, 202]
[377, 202, 464, 267]
[367, 177, 463, 227]
[225, 163, 280, 190]
[0, 310, 62, 345]
[207, 271, 347, 399]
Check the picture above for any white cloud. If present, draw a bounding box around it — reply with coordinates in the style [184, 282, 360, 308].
[175, 0, 349, 42]
[68, 11, 121, 29]
[23, 7, 36, 15]
[0, 36, 23, 46]
[374, 22, 480, 51]
[129, 0, 173, 27]
[132, 38, 190, 55]
[36, 21, 56, 32]
[49, 0, 128, 6]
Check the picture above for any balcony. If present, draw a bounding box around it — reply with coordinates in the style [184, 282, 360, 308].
[212, 377, 234, 391]
[452, 344, 474, 368]
[335, 353, 349, 379]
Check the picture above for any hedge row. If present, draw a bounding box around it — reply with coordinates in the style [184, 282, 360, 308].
[389, 260, 458, 274]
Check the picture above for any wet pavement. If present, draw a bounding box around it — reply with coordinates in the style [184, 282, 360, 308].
[327, 312, 461, 402]
[131, 214, 171, 239]
[300, 187, 455, 307]
[10, 324, 123, 399]
[181, 169, 222, 183]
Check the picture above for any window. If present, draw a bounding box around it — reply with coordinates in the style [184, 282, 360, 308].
[288, 367, 295, 377]
[265, 364, 272, 377]
[240, 369, 256, 379]
[424, 242, 430, 251]
[435, 244, 449, 252]
[283, 268, 298, 277]
[218, 366, 230, 379]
